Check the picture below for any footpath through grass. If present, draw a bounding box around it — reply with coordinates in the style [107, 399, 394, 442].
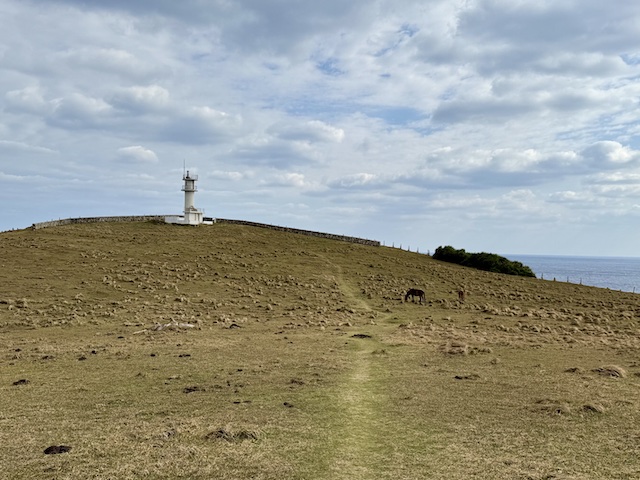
[322, 336, 394, 480]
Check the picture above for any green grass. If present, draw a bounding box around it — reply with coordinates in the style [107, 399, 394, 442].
[1, 222, 640, 479]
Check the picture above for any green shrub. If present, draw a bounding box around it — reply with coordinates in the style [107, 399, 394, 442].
[433, 246, 535, 277]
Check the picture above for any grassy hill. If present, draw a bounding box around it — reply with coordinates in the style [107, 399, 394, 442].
[1, 221, 639, 479]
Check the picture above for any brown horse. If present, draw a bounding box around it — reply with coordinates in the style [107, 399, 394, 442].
[405, 288, 426, 304]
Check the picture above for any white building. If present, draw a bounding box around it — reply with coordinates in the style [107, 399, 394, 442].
[165, 170, 207, 225]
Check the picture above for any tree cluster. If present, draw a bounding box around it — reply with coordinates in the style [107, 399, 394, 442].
[432, 246, 536, 278]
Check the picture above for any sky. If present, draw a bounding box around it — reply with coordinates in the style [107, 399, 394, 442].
[2, 0, 640, 257]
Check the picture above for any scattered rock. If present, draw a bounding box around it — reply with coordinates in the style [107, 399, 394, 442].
[205, 428, 259, 443]
[565, 367, 583, 374]
[183, 385, 206, 394]
[178, 353, 191, 358]
[454, 374, 480, 380]
[582, 403, 606, 414]
[44, 445, 71, 455]
[535, 399, 572, 416]
[442, 342, 469, 355]
[150, 321, 197, 332]
[351, 333, 372, 339]
[441, 342, 492, 355]
[593, 365, 627, 378]
[283, 401, 294, 408]
[13, 379, 29, 386]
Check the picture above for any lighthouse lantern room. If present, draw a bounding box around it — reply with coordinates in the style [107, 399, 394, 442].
[165, 170, 205, 226]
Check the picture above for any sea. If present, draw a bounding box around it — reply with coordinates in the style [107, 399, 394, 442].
[505, 254, 640, 294]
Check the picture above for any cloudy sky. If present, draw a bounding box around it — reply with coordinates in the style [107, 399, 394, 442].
[2, 0, 640, 256]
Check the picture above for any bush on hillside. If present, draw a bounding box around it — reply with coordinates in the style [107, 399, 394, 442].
[433, 246, 536, 278]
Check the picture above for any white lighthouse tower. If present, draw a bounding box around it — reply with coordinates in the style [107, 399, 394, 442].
[165, 170, 205, 226]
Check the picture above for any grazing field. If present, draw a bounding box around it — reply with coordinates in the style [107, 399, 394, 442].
[1, 221, 640, 479]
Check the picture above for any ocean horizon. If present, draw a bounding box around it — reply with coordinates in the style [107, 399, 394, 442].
[505, 254, 640, 294]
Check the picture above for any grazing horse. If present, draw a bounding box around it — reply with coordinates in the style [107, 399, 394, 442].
[405, 288, 426, 304]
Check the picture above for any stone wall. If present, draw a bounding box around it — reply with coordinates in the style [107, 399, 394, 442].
[215, 218, 380, 247]
[31, 215, 167, 229]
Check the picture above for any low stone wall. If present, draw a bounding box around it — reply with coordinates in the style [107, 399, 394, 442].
[215, 218, 380, 247]
[28, 215, 380, 247]
[31, 215, 166, 230]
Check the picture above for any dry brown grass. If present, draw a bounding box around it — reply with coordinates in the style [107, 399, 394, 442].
[1, 221, 640, 479]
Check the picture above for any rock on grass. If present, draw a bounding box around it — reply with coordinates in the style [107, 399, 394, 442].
[44, 445, 71, 455]
[592, 365, 627, 378]
[205, 427, 260, 443]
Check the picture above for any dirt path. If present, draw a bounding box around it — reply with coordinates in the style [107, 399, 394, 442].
[317, 254, 372, 312]
[327, 339, 387, 480]
[313, 253, 400, 478]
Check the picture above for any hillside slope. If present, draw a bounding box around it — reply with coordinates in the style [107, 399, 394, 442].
[1, 222, 640, 479]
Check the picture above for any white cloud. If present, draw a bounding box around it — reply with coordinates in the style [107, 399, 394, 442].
[535, 52, 626, 76]
[49, 93, 113, 129]
[328, 173, 380, 188]
[272, 120, 345, 143]
[5, 86, 51, 115]
[591, 183, 640, 198]
[157, 106, 243, 144]
[109, 85, 170, 113]
[60, 48, 146, 77]
[581, 141, 640, 168]
[209, 170, 251, 181]
[262, 173, 307, 188]
[116, 145, 158, 163]
[587, 172, 640, 185]
[0, 140, 56, 155]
